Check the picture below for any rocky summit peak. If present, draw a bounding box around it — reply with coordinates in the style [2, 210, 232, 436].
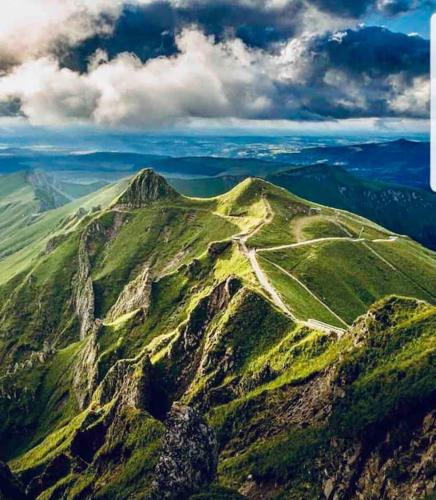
[115, 168, 179, 207]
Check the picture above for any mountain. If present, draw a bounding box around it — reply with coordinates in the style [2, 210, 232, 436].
[0, 171, 127, 284]
[0, 170, 435, 499]
[266, 165, 436, 250]
[0, 139, 429, 190]
[0, 149, 280, 181]
[273, 139, 430, 190]
[169, 164, 436, 249]
[2, 139, 433, 250]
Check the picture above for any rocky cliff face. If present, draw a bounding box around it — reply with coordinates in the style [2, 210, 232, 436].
[153, 403, 218, 499]
[337, 406, 435, 499]
[163, 277, 242, 401]
[215, 297, 436, 499]
[107, 264, 152, 321]
[73, 325, 101, 410]
[17, 349, 159, 499]
[96, 352, 151, 409]
[74, 224, 97, 339]
[115, 169, 179, 208]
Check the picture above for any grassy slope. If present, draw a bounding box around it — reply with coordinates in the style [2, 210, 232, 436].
[168, 163, 436, 250]
[267, 165, 436, 250]
[0, 180, 128, 284]
[211, 297, 436, 497]
[261, 239, 436, 324]
[0, 171, 435, 497]
[232, 179, 436, 325]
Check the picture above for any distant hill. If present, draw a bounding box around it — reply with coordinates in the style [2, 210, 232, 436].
[0, 148, 280, 180]
[0, 139, 430, 190]
[267, 164, 436, 249]
[273, 139, 430, 190]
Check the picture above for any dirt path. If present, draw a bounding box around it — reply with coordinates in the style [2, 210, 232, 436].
[233, 197, 346, 332]
[244, 245, 296, 319]
[233, 196, 296, 318]
[263, 257, 349, 328]
[256, 235, 398, 254]
[231, 199, 415, 336]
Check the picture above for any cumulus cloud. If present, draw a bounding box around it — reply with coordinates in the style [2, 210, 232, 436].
[0, 30, 277, 127]
[0, 0, 125, 69]
[0, 26, 429, 127]
[388, 75, 430, 115]
[273, 26, 430, 119]
[0, 0, 430, 128]
[57, 0, 432, 71]
[0, 0, 427, 70]
[0, 58, 100, 125]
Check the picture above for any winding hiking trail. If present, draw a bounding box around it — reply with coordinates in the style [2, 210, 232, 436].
[232, 196, 404, 336]
[232, 196, 297, 319]
[257, 235, 398, 253]
[232, 197, 346, 333]
[263, 257, 350, 328]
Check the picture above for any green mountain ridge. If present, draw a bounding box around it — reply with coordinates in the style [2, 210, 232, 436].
[0, 172, 128, 285]
[168, 163, 436, 250]
[0, 169, 434, 499]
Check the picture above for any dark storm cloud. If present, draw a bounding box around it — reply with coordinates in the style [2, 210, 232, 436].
[0, 0, 431, 75]
[313, 0, 433, 17]
[376, 0, 434, 16]
[0, 3, 430, 125]
[60, 1, 305, 71]
[60, 0, 431, 72]
[314, 26, 429, 78]
[311, 0, 374, 17]
[277, 27, 430, 120]
[58, 4, 178, 72]
[377, 0, 416, 15]
[0, 98, 22, 117]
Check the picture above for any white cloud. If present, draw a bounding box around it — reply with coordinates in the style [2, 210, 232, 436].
[0, 57, 100, 125]
[0, 29, 277, 127]
[388, 75, 430, 116]
[0, 2, 429, 128]
[0, 0, 125, 67]
[0, 24, 429, 127]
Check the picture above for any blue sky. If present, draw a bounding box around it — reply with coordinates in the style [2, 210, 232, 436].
[365, 5, 433, 37]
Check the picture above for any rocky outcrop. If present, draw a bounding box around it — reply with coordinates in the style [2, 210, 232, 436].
[0, 461, 26, 499]
[18, 409, 109, 497]
[73, 311, 152, 412]
[45, 233, 68, 254]
[73, 325, 100, 410]
[115, 169, 179, 208]
[165, 277, 241, 398]
[207, 240, 232, 259]
[321, 404, 436, 500]
[27, 170, 69, 211]
[74, 229, 96, 339]
[153, 403, 217, 499]
[25, 453, 72, 498]
[355, 409, 436, 498]
[21, 352, 155, 497]
[96, 352, 151, 409]
[73, 213, 127, 338]
[107, 264, 152, 322]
